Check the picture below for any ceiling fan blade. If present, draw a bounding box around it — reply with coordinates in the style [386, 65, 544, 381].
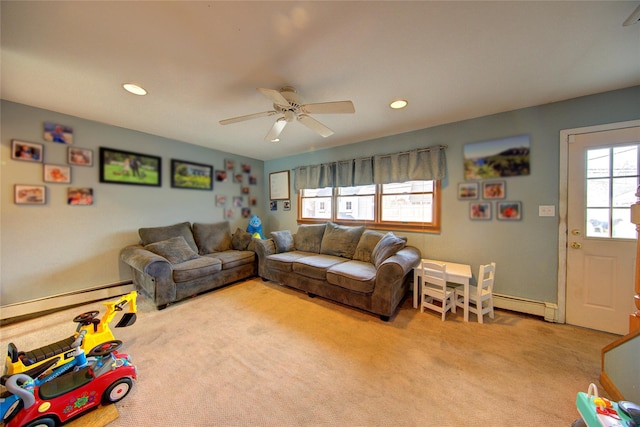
[298, 114, 334, 137]
[264, 118, 287, 141]
[219, 110, 276, 125]
[257, 88, 291, 107]
[301, 101, 355, 115]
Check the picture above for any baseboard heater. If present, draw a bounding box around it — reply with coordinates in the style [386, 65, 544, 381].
[0, 281, 134, 321]
[493, 293, 558, 323]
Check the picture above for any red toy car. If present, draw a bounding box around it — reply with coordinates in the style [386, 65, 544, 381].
[3, 341, 137, 427]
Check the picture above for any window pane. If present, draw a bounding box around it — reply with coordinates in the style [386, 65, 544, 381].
[612, 177, 638, 207]
[613, 145, 637, 177]
[382, 181, 433, 194]
[586, 208, 609, 238]
[586, 148, 609, 178]
[338, 185, 375, 196]
[302, 187, 332, 197]
[612, 208, 636, 239]
[381, 194, 432, 222]
[301, 197, 332, 219]
[586, 179, 610, 208]
[337, 195, 374, 220]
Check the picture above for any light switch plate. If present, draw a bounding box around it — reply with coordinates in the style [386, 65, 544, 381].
[539, 205, 555, 217]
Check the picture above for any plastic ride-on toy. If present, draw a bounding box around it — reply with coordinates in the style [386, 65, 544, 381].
[4, 291, 138, 379]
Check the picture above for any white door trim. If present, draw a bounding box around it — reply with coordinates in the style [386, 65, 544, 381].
[558, 119, 640, 324]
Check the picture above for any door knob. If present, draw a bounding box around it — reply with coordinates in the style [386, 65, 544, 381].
[570, 242, 582, 249]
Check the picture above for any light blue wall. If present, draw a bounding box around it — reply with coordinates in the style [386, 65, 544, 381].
[1, 101, 265, 306]
[264, 86, 640, 304]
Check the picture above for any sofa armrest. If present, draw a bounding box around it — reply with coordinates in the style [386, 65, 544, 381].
[120, 245, 172, 277]
[253, 238, 276, 277]
[371, 246, 421, 316]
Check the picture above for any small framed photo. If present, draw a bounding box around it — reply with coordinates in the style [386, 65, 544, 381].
[215, 195, 227, 207]
[470, 202, 491, 220]
[497, 201, 522, 220]
[171, 159, 213, 190]
[458, 182, 479, 200]
[249, 197, 257, 206]
[234, 173, 243, 184]
[483, 180, 506, 199]
[216, 170, 228, 182]
[241, 207, 251, 218]
[68, 147, 93, 166]
[12, 140, 43, 162]
[270, 201, 277, 211]
[283, 200, 291, 211]
[225, 159, 235, 170]
[43, 122, 73, 144]
[15, 184, 46, 205]
[242, 163, 251, 173]
[233, 196, 243, 207]
[44, 164, 71, 183]
[224, 208, 235, 219]
[67, 187, 94, 205]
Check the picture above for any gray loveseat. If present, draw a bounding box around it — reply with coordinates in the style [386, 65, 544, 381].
[253, 222, 421, 321]
[120, 221, 256, 309]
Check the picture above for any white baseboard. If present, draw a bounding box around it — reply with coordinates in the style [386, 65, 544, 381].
[493, 293, 559, 323]
[0, 281, 134, 321]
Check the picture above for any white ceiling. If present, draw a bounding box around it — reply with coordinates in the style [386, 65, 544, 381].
[2, 1, 639, 161]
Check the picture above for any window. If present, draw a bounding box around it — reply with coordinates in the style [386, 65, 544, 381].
[585, 144, 638, 239]
[299, 180, 440, 232]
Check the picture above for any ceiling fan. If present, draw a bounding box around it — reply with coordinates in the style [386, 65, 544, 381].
[219, 86, 355, 142]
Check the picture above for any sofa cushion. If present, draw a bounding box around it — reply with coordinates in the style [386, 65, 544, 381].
[139, 222, 198, 253]
[292, 254, 347, 280]
[352, 230, 385, 263]
[293, 224, 326, 253]
[144, 236, 200, 265]
[371, 232, 407, 267]
[231, 228, 253, 250]
[265, 251, 313, 272]
[172, 256, 222, 283]
[320, 222, 364, 259]
[271, 230, 295, 253]
[327, 260, 377, 294]
[193, 221, 233, 254]
[204, 250, 255, 269]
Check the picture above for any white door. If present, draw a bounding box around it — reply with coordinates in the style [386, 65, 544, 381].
[566, 125, 640, 335]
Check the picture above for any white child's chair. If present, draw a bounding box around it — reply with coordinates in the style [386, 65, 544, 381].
[455, 262, 496, 323]
[420, 261, 456, 321]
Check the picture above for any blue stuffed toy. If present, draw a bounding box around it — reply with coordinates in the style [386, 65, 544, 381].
[247, 214, 264, 239]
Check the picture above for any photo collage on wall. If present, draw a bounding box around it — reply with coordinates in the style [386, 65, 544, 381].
[215, 159, 258, 220]
[11, 122, 94, 206]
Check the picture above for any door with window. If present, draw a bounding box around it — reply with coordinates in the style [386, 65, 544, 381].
[566, 125, 640, 335]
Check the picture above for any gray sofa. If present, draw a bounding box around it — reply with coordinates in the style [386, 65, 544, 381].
[253, 222, 421, 321]
[120, 221, 256, 309]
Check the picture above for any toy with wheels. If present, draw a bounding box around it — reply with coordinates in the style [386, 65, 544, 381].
[4, 291, 138, 378]
[2, 340, 137, 427]
[575, 383, 639, 427]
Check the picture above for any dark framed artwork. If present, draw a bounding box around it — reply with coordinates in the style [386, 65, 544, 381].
[68, 147, 93, 166]
[482, 180, 506, 199]
[469, 202, 491, 220]
[171, 159, 213, 190]
[269, 170, 290, 200]
[458, 182, 479, 200]
[497, 201, 522, 220]
[12, 140, 43, 163]
[15, 184, 46, 205]
[99, 147, 161, 187]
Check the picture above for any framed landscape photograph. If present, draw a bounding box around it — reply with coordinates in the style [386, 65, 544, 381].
[458, 182, 479, 200]
[171, 159, 213, 190]
[497, 201, 522, 220]
[99, 147, 161, 187]
[44, 164, 71, 183]
[68, 147, 93, 166]
[15, 184, 46, 205]
[269, 170, 290, 200]
[482, 180, 506, 199]
[470, 202, 491, 220]
[12, 140, 43, 162]
[464, 134, 530, 179]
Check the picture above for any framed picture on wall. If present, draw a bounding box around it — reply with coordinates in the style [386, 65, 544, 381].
[67, 187, 94, 205]
[457, 182, 479, 200]
[497, 201, 522, 220]
[469, 202, 491, 220]
[15, 184, 46, 205]
[269, 170, 290, 200]
[44, 164, 71, 183]
[11, 140, 43, 163]
[68, 147, 93, 166]
[99, 147, 161, 187]
[482, 180, 506, 199]
[170, 159, 213, 190]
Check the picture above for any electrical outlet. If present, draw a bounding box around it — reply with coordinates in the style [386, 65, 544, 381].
[539, 205, 555, 217]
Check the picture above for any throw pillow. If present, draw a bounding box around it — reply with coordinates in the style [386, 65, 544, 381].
[271, 230, 295, 253]
[139, 222, 198, 253]
[371, 232, 406, 267]
[193, 221, 233, 254]
[320, 222, 364, 259]
[293, 224, 326, 253]
[231, 228, 253, 250]
[353, 230, 385, 263]
[144, 236, 200, 264]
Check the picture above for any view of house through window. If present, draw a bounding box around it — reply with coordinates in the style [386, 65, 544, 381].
[300, 180, 439, 232]
[586, 144, 639, 239]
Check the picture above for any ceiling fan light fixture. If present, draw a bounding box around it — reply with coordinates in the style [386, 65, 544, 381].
[270, 138, 280, 143]
[390, 99, 408, 109]
[122, 83, 147, 96]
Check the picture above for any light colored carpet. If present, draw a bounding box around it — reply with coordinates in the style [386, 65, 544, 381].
[0, 278, 618, 426]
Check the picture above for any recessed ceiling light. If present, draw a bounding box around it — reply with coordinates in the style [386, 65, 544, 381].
[390, 99, 408, 109]
[122, 83, 147, 96]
